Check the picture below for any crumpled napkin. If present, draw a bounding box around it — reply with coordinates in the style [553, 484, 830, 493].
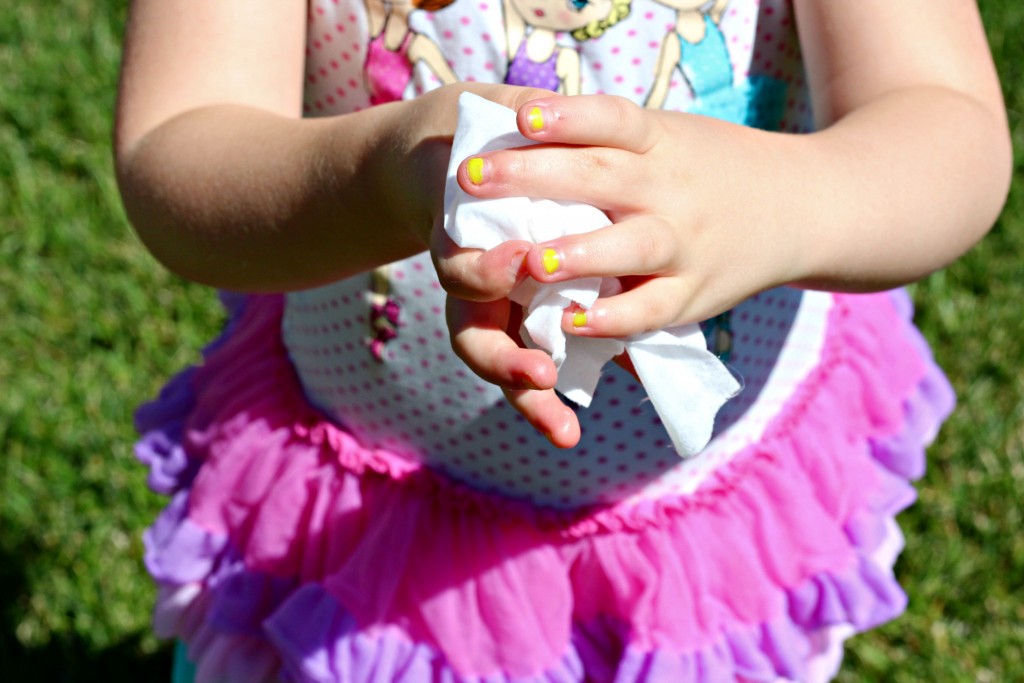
[443, 93, 740, 457]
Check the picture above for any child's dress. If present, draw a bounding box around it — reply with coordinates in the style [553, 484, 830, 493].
[136, 1, 956, 682]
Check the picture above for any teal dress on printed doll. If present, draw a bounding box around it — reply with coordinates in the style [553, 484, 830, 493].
[678, 14, 787, 129]
[139, 1, 955, 682]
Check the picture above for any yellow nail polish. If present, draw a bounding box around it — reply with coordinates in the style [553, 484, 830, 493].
[541, 248, 560, 274]
[572, 310, 587, 328]
[467, 157, 485, 185]
[527, 106, 544, 132]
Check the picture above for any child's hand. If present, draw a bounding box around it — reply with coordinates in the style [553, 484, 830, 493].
[428, 191, 581, 449]
[453, 94, 807, 340]
[439, 94, 803, 447]
[412, 86, 585, 448]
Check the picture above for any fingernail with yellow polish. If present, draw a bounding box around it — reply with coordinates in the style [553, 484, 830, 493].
[541, 248, 560, 275]
[572, 310, 588, 328]
[467, 157, 485, 185]
[527, 106, 545, 132]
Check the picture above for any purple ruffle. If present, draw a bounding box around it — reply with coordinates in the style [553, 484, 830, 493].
[146, 492, 229, 584]
[259, 545, 906, 683]
[134, 293, 249, 495]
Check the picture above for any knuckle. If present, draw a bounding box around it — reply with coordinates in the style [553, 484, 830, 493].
[639, 112, 666, 154]
[641, 295, 669, 333]
[437, 258, 484, 300]
[646, 219, 678, 271]
[505, 149, 535, 184]
[581, 147, 614, 175]
[434, 259, 464, 294]
[571, 147, 620, 191]
[631, 226, 663, 271]
[608, 95, 638, 131]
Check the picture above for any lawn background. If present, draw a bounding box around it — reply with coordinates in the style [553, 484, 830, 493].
[1, 1, 1021, 680]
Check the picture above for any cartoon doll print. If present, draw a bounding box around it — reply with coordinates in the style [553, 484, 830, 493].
[503, 0, 632, 95]
[361, 0, 460, 358]
[645, 0, 732, 110]
[364, 0, 459, 105]
[644, 0, 785, 129]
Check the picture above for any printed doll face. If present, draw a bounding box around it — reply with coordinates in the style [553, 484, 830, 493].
[511, 0, 614, 32]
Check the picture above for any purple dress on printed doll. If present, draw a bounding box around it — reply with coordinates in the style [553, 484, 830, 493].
[504, 38, 561, 91]
[139, 2, 958, 682]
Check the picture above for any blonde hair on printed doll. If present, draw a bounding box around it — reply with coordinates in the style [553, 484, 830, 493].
[571, 0, 632, 42]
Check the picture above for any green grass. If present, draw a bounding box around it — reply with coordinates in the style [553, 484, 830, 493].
[0, 1, 224, 677]
[0, 1, 1022, 680]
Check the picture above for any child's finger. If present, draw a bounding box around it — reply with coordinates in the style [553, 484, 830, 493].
[430, 225, 531, 302]
[502, 387, 581, 449]
[523, 217, 678, 283]
[447, 297, 577, 447]
[457, 144, 643, 210]
[563, 277, 692, 338]
[514, 95, 658, 154]
[447, 297, 557, 391]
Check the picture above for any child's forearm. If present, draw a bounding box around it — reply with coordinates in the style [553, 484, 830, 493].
[788, 0, 1012, 291]
[115, 102, 431, 292]
[787, 85, 1011, 291]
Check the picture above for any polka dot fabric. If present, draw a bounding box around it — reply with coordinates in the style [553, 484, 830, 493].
[291, 0, 821, 509]
[284, 253, 828, 509]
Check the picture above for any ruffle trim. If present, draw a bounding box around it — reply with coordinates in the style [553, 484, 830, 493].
[136, 290, 954, 682]
[135, 291, 951, 537]
[153, 520, 907, 683]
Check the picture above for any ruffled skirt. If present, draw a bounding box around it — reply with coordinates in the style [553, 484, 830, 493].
[136, 290, 953, 683]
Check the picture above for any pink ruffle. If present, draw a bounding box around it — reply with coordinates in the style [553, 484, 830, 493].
[136, 290, 953, 682]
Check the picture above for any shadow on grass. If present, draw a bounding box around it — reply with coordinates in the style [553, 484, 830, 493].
[0, 541, 171, 682]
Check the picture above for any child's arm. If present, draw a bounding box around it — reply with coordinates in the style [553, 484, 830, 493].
[116, 0, 575, 444]
[115, 0, 537, 293]
[454, 0, 1011, 338]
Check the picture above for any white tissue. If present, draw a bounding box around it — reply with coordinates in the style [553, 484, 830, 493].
[443, 93, 740, 457]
